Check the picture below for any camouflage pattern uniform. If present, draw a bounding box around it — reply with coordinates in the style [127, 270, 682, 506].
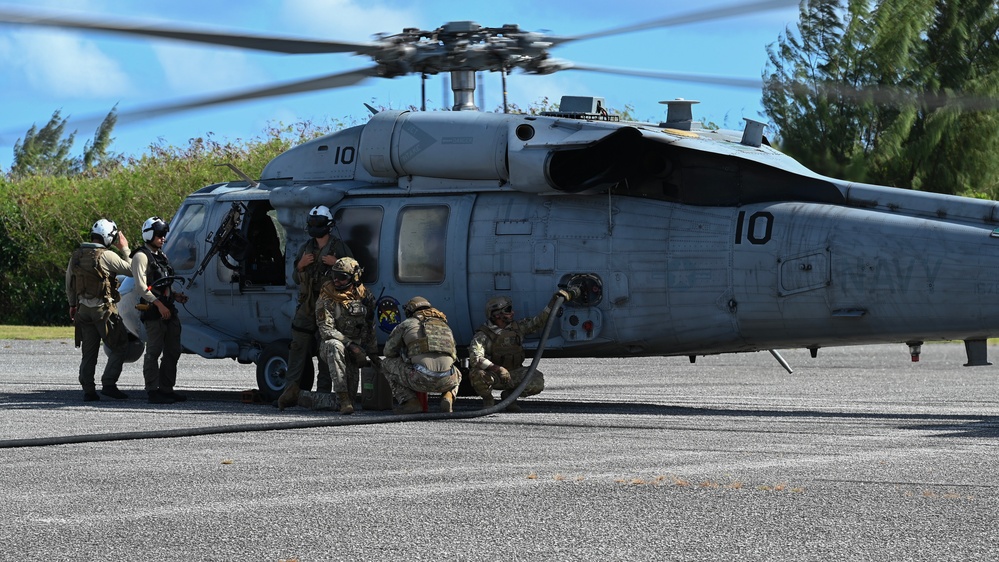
[316, 279, 377, 395]
[65, 242, 132, 395]
[381, 306, 461, 405]
[468, 298, 558, 400]
[287, 236, 352, 391]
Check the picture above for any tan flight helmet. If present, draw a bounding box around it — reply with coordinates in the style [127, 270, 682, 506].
[331, 256, 362, 287]
[404, 296, 432, 316]
[485, 296, 513, 322]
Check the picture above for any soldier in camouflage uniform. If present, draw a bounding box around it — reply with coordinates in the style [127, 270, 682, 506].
[469, 288, 578, 411]
[381, 296, 461, 414]
[278, 205, 353, 410]
[65, 219, 133, 402]
[295, 257, 378, 414]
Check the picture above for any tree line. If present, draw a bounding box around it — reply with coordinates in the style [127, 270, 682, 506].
[765, 0, 999, 197]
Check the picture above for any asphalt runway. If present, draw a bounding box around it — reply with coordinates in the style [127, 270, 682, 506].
[2, 339, 998, 561]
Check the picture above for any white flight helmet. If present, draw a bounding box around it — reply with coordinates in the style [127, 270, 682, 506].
[91, 219, 119, 248]
[307, 205, 334, 237]
[141, 216, 170, 243]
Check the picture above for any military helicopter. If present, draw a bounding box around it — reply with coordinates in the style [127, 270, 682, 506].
[5, 1, 999, 401]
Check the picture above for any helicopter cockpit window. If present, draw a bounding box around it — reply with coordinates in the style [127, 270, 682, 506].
[163, 203, 207, 272]
[334, 206, 383, 283]
[396, 206, 448, 283]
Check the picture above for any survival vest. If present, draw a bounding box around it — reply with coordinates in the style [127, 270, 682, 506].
[296, 237, 348, 314]
[133, 245, 176, 305]
[476, 324, 526, 370]
[70, 245, 119, 304]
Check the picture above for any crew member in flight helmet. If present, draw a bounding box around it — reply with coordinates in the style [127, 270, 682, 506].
[294, 257, 378, 414]
[131, 216, 189, 404]
[65, 219, 134, 401]
[381, 296, 462, 414]
[468, 287, 578, 411]
[278, 205, 353, 409]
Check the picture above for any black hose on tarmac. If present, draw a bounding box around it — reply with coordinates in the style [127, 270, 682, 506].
[0, 296, 567, 449]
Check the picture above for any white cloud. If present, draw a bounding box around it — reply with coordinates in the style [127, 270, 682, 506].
[153, 43, 264, 94]
[8, 30, 132, 97]
[280, 0, 420, 41]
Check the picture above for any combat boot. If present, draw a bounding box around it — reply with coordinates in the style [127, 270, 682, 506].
[393, 397, 423, 415]
[440, 391, 455, 413]
[500, 390, 522, 413]
[277, 382, 300, 411]
[298, 390, 336, 411]
[337, 391, 354, 415]
[480, 394, 495, 409]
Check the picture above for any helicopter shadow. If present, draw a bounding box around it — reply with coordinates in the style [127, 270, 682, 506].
[525, 399, 999, 439]
[0, 388, 277, 414]
[3, 391, 997, 439]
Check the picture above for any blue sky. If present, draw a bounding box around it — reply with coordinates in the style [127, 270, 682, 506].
[0, 0, 801, 172]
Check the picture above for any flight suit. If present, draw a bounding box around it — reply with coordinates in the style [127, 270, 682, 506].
[65, 242, 133, 396]
[286, 236, 353, 391]
[132, 244, 183, 395]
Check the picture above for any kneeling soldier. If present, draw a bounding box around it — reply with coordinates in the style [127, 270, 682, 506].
[468, 288, 578, 411]
[381, 296, 461, 414]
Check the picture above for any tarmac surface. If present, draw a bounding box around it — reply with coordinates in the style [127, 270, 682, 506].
[2, 339, 998, 561]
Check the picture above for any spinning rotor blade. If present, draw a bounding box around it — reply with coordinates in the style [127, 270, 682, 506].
[111, 67, 382, 124]
[0, 7, 383, 54]
[788, 82, 999, 112]
[565, 63, 763, 90]
[549, 0, 798, 46]
[0, 66, 381, 143]
[568, 63, 999, 113]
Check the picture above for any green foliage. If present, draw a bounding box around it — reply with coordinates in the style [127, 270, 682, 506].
[82, 105, 120, 173]
[11, 108, 123, 179]
[0, 119, 346, 325]
[12, 110, 76, 178]
[763, 0, 999, 197]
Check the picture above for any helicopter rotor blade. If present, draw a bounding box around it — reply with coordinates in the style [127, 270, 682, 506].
[548, 0, 798, 46]
[0, 7, 384, 55]
[562, 63, 764, 90]
[113, 66, 383, 124]
[567, 62, 999, 112]
[0, 66, 382, 143]
[785, 82, 999, 112]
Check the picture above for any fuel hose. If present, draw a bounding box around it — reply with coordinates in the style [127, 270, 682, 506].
[0, 295, 567, 449]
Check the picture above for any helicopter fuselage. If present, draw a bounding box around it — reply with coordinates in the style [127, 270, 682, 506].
[117, 106, 999, 396]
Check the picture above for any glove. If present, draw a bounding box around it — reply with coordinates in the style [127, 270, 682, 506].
[489, 364, 512, 387]
[69, 306, 77, 322]
[348, 342, 368, 366]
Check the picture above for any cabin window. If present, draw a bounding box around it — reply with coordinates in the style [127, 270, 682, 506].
[163, 203, 207, 272]
[396, 205, 448, 283]
[335, 206, 383, 283]
[242, 203, 286, 287]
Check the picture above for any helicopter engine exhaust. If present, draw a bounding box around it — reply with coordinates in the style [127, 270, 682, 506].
[544, 128, 670, 192]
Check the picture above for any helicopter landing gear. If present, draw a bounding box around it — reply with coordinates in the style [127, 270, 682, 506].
[256, 340, 291, 402]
